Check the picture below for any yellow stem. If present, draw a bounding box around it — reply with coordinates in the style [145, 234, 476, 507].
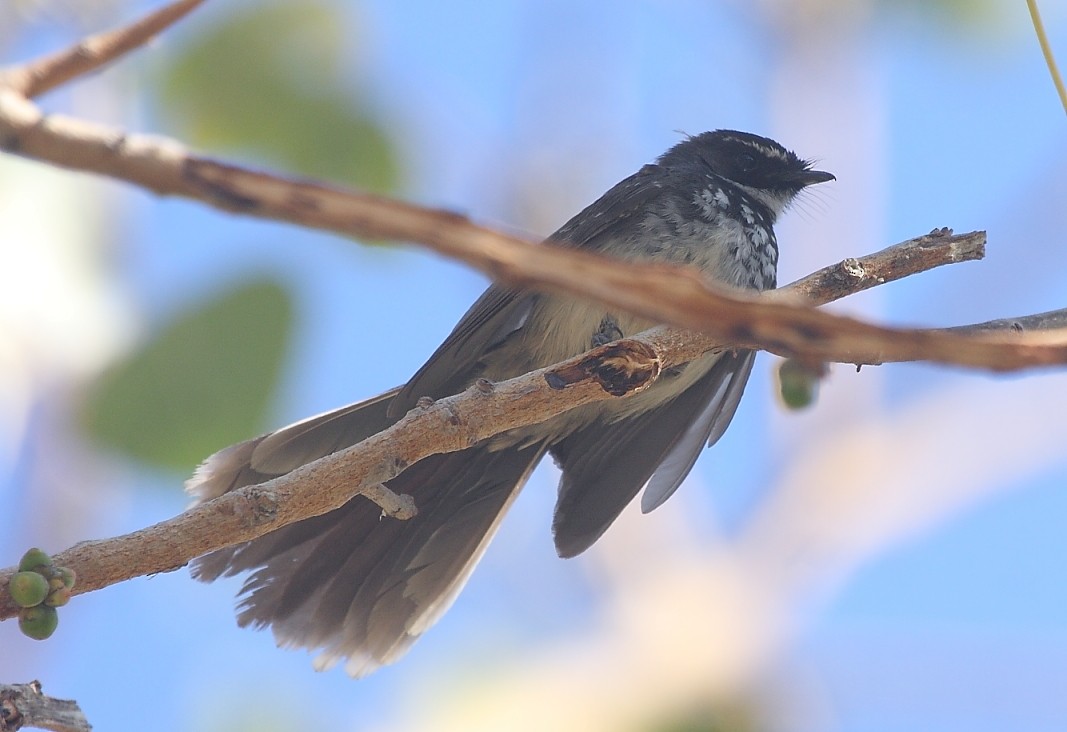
[1027, 0, 1067, 116]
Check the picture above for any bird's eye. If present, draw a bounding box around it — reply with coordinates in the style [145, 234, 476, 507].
[737, 152, 757, 172]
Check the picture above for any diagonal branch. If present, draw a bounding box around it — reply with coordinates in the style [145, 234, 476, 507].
[1, 87, 1066, 369]
[2, 0, 1067, 623]
[0, 0, 206, 99]
[0, 232, 1039, 621]
[0, 0, 1063, 371]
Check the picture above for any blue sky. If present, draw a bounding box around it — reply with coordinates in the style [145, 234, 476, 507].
[3, 2, 1067, 731]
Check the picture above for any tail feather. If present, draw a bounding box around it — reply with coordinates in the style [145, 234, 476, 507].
[188, 395, 544, 677]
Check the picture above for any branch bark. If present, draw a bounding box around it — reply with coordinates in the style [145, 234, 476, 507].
[2, 87, 1066, 369]
[0, 0, 205, 100]
[0, 232, 1019, 621]
[0, 682, 90, 732]
[2, 0, 1067, 625]
[0, 4, 1065, 371]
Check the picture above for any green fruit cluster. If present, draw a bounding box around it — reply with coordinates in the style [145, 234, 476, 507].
[9, 548, 76, 640]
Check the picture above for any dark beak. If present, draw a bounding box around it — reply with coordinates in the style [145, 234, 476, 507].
[796, 169, 836, 186]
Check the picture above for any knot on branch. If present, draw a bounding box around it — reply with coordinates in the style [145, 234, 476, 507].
[234, 485, 280, 527]
[544, 339, 661, 397]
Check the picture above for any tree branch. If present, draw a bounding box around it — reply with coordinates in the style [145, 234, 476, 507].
[944, 307, 1067, 335]
[2, 86, 1066, 369]
[0, 231, 1025, 621]
[2, 2, 1066, 370]
[0, 682, 90, 732]
[0, 4, 1065, 371]
[2, 0, 1067, 624]
[0, 0, 205, 99]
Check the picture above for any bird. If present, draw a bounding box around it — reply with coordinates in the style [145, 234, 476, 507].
[186, 129, 834, 677]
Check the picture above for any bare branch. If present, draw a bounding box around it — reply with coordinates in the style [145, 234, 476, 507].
[0, 0, 205, 99]
[0, 681, 90, 732]
[2, 88, 1066, 369]
[0, 232, 1031, 621]
[0, 333, 661, 619]
[781, 227, 984, 305]
[0, 0, 1060, 374]
[2, 0, 1067, 626]
[944, 307, 1067, 335]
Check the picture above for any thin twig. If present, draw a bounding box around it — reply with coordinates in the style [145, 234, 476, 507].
[944, 307, 1067, 335]
[0, 0, 206, 99]
[780, 227, 984, 305]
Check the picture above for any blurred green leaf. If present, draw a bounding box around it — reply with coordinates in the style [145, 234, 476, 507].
[776, 357, 825, 411]
[153, 0, 399, 192]
[81, 279, 294, 472]
[648, 700, 762, 732]
[875, 0, 1006, 32]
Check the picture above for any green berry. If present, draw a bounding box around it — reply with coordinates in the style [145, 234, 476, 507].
[18, 548, 52, 573]
[57, 566, 76, 589]
[45, 586, 72, 607]
[18, 605, 59, 640]
[9, 571, 49, 608]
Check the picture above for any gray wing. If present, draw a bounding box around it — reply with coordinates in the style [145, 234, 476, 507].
[390, 162, 674, 418]
[549, 350, 755, 558]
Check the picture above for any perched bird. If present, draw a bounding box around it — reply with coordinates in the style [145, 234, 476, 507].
[187, 130, 834, 677]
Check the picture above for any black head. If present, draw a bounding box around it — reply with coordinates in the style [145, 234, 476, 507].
[658, 130, 834, 216]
